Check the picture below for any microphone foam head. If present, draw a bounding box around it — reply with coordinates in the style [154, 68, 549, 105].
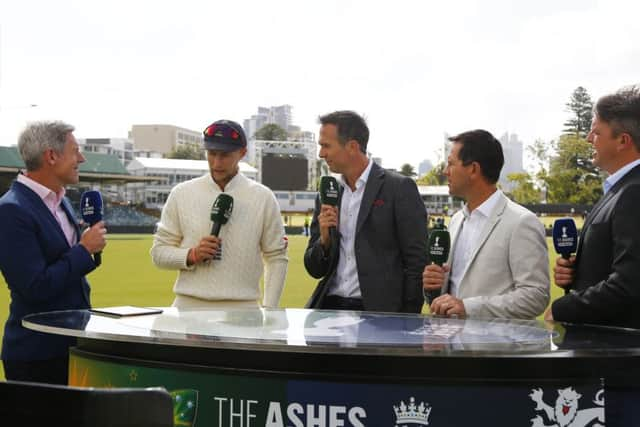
[211, 193, 234, 224]
[80, 190, 103, 224]
[428, 228, 450, 266]
[552, 217, 578, 255]
[319, 176, 339, 206]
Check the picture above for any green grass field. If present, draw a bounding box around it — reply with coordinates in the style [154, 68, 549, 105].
[0, 233, 564, 380]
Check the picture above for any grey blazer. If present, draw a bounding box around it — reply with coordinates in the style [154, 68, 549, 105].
[304, 162, 428, 313]
[442, 192, 550, 319]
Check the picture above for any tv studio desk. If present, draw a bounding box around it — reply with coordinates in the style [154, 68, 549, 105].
[23, 308, 640, 426]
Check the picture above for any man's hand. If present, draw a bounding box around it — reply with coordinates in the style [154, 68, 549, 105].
[318, 204, 338, 249]
[544, 307, 554, 322]
[431, 293, 466, 317]
[80, 221, 107, 254]
[553, 255, 575, 288]
[188, 236, 221, 265]
[423, 263, 450, 291]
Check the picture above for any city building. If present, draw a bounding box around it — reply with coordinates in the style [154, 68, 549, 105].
[126, 157, 257, 209]
[129, 124, 202, 155]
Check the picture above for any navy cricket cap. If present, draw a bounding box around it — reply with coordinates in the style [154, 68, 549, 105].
[203, 120, 247, 152]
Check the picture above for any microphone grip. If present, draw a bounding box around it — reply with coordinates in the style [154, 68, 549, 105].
[561, 253, 571, 260]
[211, 222, 222, 237]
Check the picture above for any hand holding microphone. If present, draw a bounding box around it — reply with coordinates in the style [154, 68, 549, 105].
[423, 221, 451, 303]
[318, 176, 339, 249]
[552, 217, 578, 292]
[80, 190, 107, 266]
[189, 193, 234, 265]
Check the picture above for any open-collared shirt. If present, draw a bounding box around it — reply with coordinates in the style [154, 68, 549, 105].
[329, 160, 373, 298]
[17, 173, 77, 246]
[448, 189, 502, 297]
[603, 158, 640, 194]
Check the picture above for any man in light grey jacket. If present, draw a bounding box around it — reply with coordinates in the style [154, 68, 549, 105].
[423, 130, 549, 319]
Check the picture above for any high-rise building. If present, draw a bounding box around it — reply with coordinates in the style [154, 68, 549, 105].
[499, 132, 525, 192]
[243, 105, 294, 141]
[418, 158, 434, 176]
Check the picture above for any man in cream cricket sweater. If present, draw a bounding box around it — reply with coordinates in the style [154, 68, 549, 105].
[151, 120, 288, 308]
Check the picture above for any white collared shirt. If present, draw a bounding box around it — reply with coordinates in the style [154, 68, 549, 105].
[17, 173, 77, 246]
[329, 160, 373, 298]
[448, 189, 502, 297]
[603, 159, 640, 194]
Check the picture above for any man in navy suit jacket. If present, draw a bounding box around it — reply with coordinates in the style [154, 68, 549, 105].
[0, 121, 106, 384]
[549, 85, 640, 328]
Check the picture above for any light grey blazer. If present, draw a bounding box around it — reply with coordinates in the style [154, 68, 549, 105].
[443, 192, 550, 319]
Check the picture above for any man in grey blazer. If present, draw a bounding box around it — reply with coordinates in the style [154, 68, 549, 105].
[423, 130, 549, 319]
[304, 111, 428, 313]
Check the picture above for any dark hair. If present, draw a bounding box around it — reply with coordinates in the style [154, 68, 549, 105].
[449, 129, 504, 184]
[595, 84, 640, 151]
[318, 110, 369, 153]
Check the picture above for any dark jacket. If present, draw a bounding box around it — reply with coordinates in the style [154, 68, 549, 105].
[552, 164, 640, 328]
[304, 163, 428, 313]
[0, 181, 94, 361]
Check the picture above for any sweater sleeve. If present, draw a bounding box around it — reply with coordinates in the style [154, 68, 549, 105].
[150, 187, 191, 270]
[260, 191, 288, 308]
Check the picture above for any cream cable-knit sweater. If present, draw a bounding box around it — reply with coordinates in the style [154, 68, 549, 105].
[151, 173, 288, 307]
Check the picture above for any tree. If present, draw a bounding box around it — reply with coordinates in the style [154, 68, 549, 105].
[254, 124, 288, 141]
[416, 162, 446, 185]
[563, 86, 593, 138]
[399, 163, 416, 177]
[506, 172, 541, 204]
[166, 143, 205, 160]
[545, 134, 602, 204]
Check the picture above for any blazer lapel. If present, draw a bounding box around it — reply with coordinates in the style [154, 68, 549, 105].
[443, 213, 465, 294]
[457, 194, 507, 288]
[356, 163, 384, 234]
[61, 198, 81, 244]
[14, 182, 70, 247]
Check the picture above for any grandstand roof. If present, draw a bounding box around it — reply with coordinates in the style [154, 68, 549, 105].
[0, 146, 127, 174]
[129, 157, 257, 173]
[0, 146, 161, 183]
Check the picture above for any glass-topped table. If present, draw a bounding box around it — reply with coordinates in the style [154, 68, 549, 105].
[23, 308, 640, 426]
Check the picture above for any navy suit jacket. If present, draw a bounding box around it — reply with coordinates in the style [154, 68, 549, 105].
[0, 181, 94, 361]
[304, 163, 428, 313]
[552, 164, 640, 328]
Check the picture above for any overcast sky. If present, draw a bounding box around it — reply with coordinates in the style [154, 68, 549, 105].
[1, 0, 639, 170]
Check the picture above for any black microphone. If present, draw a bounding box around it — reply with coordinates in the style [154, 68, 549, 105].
[552, 217, 578, 294]
[80, 190, 104, 267]
[210, 194, 233, 260]
[319, 176, 339, 242]
[319, 176, 339, 207]
[425, 221, 451, 304]
[211, 193, 233, 236]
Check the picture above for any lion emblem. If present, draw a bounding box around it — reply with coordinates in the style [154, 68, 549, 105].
[529, 387, 604, 427]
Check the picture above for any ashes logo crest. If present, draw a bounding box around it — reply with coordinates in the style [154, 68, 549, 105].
[393, 397, 431, 426]
[529, 387, 604, 427]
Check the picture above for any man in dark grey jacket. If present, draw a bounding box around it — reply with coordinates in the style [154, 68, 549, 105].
[304, 111, 428, 313]
[550, 85, 640, 328]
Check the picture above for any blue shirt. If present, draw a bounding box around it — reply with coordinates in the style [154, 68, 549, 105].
[603, 159, 640, 194]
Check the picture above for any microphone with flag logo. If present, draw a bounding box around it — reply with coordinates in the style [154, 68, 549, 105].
[80, 190, 104, 266]
[425, 221, 451, 304]
[319, 176, 339, 240]
[552, 217, 578, 294]
[210, 194, 233, 260]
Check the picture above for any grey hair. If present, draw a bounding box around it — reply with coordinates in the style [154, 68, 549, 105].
[18, 121, 75, 171]
[595, 84, 640, 151]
